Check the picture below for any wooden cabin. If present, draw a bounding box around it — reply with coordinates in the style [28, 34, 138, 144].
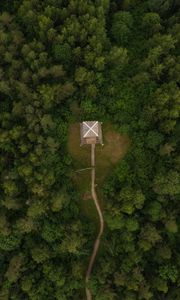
[80, 121, 103, 146]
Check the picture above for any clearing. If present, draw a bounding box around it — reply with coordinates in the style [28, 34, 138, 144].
[68, 122, 129, 221]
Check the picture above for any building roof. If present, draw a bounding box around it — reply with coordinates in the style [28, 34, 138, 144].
[80, 121, 103, 145]
[82, 121, 99, 138]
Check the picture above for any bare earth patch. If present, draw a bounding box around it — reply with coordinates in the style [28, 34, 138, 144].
[83, 192, 92, 201]
[68, 123, 129, 179]
[68, 122, 130, 220]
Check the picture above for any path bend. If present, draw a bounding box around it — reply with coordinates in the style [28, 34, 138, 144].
[85, 144, 104, 300]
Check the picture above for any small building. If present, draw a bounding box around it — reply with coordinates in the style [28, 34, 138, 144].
[80, 121, 103, 145]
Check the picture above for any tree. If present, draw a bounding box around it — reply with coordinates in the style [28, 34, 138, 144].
[142, 12, 162, 35]
[51, 190, 69, 212]
[5, 254, 24, 283]
[31, 245, 50, 263]
[153, 170, 180, 196]
[139, 224, 162, 251]
[111, 11, 133, 45]
[53, 43, 72, 64]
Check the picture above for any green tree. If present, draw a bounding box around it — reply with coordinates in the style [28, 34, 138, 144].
[5, 254, 24, 283]
[111, 11, 133, 45]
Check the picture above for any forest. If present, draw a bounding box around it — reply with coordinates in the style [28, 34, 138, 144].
[0, 0, 179, 299]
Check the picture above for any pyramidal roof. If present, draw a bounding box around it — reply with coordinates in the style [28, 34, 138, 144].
[82, 121, 99, 138]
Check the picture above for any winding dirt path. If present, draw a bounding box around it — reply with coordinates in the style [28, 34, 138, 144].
[85, 144, 104, 300]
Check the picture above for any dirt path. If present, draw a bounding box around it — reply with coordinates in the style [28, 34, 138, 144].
[85, 144, 104, 300]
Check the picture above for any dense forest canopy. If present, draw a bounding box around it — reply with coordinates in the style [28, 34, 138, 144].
[0, 0, 179, 299]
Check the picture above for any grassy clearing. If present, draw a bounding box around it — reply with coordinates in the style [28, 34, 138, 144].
[68, 122, 129, 221]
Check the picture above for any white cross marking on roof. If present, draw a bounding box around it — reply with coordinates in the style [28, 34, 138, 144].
[84, 121, 98, 137]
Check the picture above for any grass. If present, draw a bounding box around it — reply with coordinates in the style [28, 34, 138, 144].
[68, 122, 130, 221]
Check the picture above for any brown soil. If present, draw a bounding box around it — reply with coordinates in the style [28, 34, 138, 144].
[82, 192, 92, 201]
